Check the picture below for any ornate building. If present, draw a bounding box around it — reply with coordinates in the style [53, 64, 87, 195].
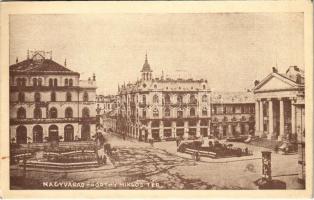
[9, 51, 97, 144]
[117, 54, 211, 141]
[210, 92, 255, 139]
[253, 66, 305, 142]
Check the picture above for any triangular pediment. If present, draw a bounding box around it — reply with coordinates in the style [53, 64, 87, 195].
[255, 73, 297, 92]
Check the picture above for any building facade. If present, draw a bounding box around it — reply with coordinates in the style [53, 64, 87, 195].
[253, 66, 305, 142]
[96, 95, 117, 115]
[211, 92, 255, 139]
[10, 51, 97, 144]
[117, 55, 211, 141]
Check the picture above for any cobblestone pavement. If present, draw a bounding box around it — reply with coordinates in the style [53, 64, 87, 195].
[10, 133, 304, 190]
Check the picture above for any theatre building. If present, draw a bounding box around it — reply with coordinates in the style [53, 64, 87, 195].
[117, 54, 211, 141]
[210, 92, 255, 139]
[9, 51, 97, 144]
[253, 66, 305, 142]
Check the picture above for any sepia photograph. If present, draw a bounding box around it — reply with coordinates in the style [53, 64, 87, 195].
[0, 1, 313, 198]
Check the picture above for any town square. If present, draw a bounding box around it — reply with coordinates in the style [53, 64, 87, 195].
[7, 12, 306, 191]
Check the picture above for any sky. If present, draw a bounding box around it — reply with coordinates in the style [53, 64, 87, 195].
[9, 13, 304, 95]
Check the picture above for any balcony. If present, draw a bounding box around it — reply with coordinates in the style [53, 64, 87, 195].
[10, 117, 97, 125]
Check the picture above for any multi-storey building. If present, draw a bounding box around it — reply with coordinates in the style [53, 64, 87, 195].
[96, 95, 117, 115]
[9, 51, 97, 144]
[253, 66, 305, 142]
[210, 92, 255, 139]
[117, 54, 211, 141]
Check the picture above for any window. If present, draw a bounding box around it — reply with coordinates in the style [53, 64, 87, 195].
[202, 95, 207, 103]
[38, 78, 42, 86]
[51, 91, 56, 102]
[177, 95, 183, 104]
[203, 85, 206, 89]
[18, 92, 25, 102]
[66, 92, 72, 102]
[153, 95, 159, 103]
[142, 109, 146, 118]
[165, 107, 170, 117]
[177, 110, 183, 118]
[49, 107, 58, 118]
[153, 108, 159, 118]
[65, 79, 68, 86]
[49, 79, 53, 87]
[33, 78, 37, 86]
[190, 95, 197, 104]
[142, 95, 146, 104]
[54, 78, 58, 86]
[33, 107, 42, 118]
[34, 92, 41, 102]
[69, 79, 73, 86]
[165, 94, 171, 104]
[202, 107, 207, 116]
[190, 108, 196, 116]
[82, 107, 90, 118]
[17, 107, 26, 119]
[65, 107, 73, 118]
[83, 92, 88, 102]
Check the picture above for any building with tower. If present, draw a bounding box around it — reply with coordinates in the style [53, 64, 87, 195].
[9, 50, 97, 145]
[116, 54, 211, 141]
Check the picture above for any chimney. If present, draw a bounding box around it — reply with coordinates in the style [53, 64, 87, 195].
[16, 57, 18, 63]
[93, 73, 96, 81]
[272, 67, 278, 73]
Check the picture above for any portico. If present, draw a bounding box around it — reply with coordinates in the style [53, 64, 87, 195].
[253, 67, 304, 141]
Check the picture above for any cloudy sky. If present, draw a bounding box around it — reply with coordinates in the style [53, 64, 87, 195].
[10, 13, 303, 95]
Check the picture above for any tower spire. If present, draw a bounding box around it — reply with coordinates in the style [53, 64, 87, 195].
[64, 58, 67, 67]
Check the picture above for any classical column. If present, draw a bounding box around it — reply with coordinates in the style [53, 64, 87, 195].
[160, 121, 164, 139]
[278, 99, 285, 141]
[184, 121, 189, 139]
[291, 99, 296, 137]
[208, 119, 211, 137]
[255, 100, 260, 135]
[148, 121, 152, 139]
[196, 119, 201, 137]
[228, 124, 232, 137]
[267, 99, 274, 140]
[172, 121, 176, 138]
[259, 100, 264, 137]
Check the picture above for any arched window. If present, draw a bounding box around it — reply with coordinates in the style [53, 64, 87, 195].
[54, 78, 58, 86]
[190, 94, 196, 104]
[51, 91, 56, 102]
[177, 95, 183, 104]
[33, 78, 37, 86]
[16, 125, 27, 144]
[177, 110, 183, 118]
[81, 124, 90, 141]
[142, 95, 146, 104]
[49, 79, 53, 87]
[202, 95, 208, 103]
[82, 107, 90, 118]
[153, 94, 159, 103]
[203, 85, 206, 89]
[83, 92, 88, 102]
[165, 107, 170, 117]
[64, 78, 68, 86]
[49, 107, 58, 118]
[69, 79, 73, 86]
[18, 92, 25, 102]
[202, 107, 207, 116]
[66, 92, 72, 102]
[38, 78, 42, 86]
[48, 125, 59, 142]
[33, 125, 43, 143]
[33, 107, 42, 118]
[64, 124, 74, 141]
[65, 107, 73, 118]
[17, 107, 26, 119]
[165, 94, 171, 104]
[34, 92, 41, 102]
[153, 108, 159, 118]
[190, 108, 196, 116]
